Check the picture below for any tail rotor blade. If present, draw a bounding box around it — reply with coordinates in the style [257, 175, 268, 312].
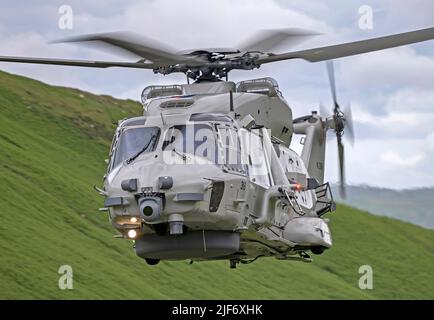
[326, 60, 339, 110]
[319, 101, 331, 119]
[337, 136, 346, 199]
[344, 103, 355, 146]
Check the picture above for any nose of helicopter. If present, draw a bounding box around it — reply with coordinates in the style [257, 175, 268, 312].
[104, 151, 225, 234]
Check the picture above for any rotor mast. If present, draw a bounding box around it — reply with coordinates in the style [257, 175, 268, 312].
[153, 56, 259, 81]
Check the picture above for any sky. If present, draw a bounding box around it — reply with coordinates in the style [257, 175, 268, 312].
[0, 0, 433, 189]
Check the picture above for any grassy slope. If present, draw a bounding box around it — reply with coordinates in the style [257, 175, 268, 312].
[0, 70, 433, 300]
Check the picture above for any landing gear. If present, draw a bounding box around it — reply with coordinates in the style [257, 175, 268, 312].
[230, 259, 238, 269]
[298, 251, 312, 262]
[311, 246, 325, 255]
[145, 258, 160, 265]
[153, 223, 168, 236]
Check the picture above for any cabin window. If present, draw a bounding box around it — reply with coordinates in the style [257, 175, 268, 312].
[240, 130, 272, 187]
[217, 126, 247, 175]
[113, 127, 160, 167]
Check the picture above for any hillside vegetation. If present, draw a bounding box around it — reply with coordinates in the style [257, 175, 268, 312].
[0, 70, 433, 299]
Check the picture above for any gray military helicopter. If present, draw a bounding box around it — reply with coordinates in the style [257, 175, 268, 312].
[1, 27, 433, 267]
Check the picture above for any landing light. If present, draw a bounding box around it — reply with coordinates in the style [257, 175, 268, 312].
[128, 229, 137, 239]
[130, 217, 138, 223]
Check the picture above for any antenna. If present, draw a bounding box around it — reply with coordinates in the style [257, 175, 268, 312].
[160, 112, 166, 126]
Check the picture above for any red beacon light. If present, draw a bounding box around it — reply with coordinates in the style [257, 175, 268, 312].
[295, 183, 303, 192]
[288, 179, 304, 192]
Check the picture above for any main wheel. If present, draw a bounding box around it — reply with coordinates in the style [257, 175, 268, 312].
[311, 246, 325, 255]
[145, 258, 160, 265]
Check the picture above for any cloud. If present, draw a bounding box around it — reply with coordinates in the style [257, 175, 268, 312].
[382, 0, 434, 28]
[349, 87, 434, 140]
[425, 131, 434, 155]
[353, 108, 434, 139]
[385, 89, 434, 113]
[340, 46, 434, 90]
[380, 151, 424, 167]
[325, 137, 433, 189]
[72, 0, 333, 49]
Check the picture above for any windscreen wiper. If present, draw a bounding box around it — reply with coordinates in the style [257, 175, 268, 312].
[126, 134, 157, 164]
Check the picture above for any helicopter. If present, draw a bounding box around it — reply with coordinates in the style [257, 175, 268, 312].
[1, 27, 433, 268]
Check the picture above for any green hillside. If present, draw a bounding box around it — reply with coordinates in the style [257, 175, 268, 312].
[0, 70, 433, 300]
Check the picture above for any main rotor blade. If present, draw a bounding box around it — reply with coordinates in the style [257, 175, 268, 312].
[337, 136, 346, 199]
[238, 28, 319, 53]
[0, 56, 155, 69]
[326, 60, 338, 110]
[54, 32, 206, 66]
[256, 27, 434, 64]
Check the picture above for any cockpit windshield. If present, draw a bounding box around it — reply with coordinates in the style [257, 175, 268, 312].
[161, 123, 246, 175]
[162, 124, 218, 163]
[113, 127, 160, 168]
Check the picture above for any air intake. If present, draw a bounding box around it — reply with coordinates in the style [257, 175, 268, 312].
[160, 98, 194, 109]
[236, 77, 280, 97]
[141, 85, 183, 103]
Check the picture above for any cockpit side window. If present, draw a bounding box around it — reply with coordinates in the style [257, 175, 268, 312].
[106, 130, 119, 173]
[240, 130, 272, 187]
[112, 127, 160, 168]
[217, 126, 248, 175]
